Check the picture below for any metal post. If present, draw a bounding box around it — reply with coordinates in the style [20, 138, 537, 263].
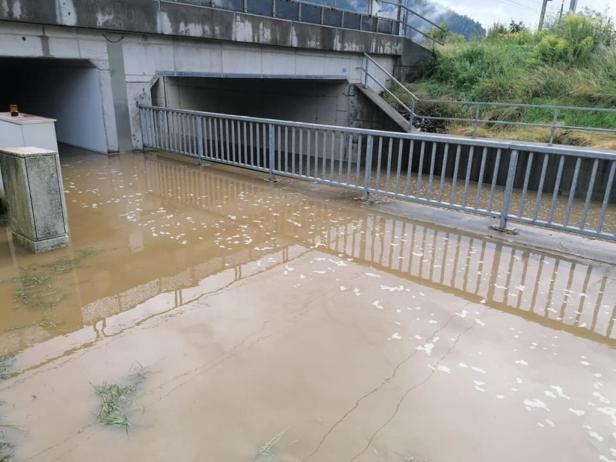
[396, 0, 403, 37]
[539, 0, 551, 31]
[362, 55, 368, 87]
[409, 97, 416, 131]
[272, 0, 276, 17]
[549, 108, 560, 144]
[363, 135, 374, 200]
[268, 123, 276, 181]
[197, 116, 204, 163]
[472, 104, 480, 138]
[138, 105, 146, 151]
[243, 0, 247, 13]
[491, 150, 519, 233]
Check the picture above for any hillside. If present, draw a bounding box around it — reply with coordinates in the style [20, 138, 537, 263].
[394, 13, 616, 149]
[406, 0, 486, 40]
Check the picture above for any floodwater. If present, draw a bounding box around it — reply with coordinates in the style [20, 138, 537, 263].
[0, 147, 614, 462]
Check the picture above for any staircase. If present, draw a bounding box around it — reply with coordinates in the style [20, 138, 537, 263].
[355, 85, 413, 132]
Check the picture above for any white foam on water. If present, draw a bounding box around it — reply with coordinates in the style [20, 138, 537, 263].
[524, 399, 550, 412]
[589, 431, 604, 442]
[417, 343, 435, 356]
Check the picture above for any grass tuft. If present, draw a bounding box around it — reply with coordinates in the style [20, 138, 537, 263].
[256, 430, 286, 460]
[7, 248, 99, 310]
[94, 370, 147, 431]
[0, 436, 13, 462]
[0, 357, 14, 381]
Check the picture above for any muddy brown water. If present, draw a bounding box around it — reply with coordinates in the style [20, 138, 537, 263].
[0, 147, 614, 461]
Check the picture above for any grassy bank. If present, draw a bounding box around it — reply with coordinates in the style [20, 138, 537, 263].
[394, 13, 616, 149]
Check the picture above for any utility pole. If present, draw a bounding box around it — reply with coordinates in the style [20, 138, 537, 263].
[559, 0, 565, 23]
[538, 0, 552, 31]
[569, 0, 578, 12]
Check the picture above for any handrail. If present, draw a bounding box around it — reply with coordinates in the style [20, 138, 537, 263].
[360, 52, 616, 141]
[164, 0, 444, 47]
[362, 52, 419, 102]
[378, 0, 446, 35]
[139, 104, 616, 240]
[137, 104, 616, 159]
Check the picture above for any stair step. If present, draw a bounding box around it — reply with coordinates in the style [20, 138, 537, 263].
[355, 84, 412, 132]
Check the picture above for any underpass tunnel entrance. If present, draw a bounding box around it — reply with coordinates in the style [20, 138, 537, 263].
[0, 57, 109, 154]
[150, 76, 401, 132]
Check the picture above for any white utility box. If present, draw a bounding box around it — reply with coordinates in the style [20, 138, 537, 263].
[0, 112, 58, 197]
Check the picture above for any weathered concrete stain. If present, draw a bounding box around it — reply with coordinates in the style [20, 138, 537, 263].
[0, 0, 415, 57]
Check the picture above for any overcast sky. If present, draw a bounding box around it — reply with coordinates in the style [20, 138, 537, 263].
[431, 0, 615, 29]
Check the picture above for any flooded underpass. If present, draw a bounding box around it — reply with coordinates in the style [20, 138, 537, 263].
[0, 147, 615, 462]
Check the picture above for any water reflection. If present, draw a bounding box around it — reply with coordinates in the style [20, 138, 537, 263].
[143, 154, 616, 344]
[0, 148, 613, 374]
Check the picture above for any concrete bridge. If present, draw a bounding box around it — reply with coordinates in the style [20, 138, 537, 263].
[0, 0, 431, 154]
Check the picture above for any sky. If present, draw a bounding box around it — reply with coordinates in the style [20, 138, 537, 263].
[430, 0, 615, 29]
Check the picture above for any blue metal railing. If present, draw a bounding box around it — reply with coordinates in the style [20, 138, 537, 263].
[139, 104, 616, 241]
[161, 0, 445, 45]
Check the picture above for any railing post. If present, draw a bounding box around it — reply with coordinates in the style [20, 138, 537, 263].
[138, 105, 146, 151]
[268, 123, 276, 181]
[396, 0, 403, 36]
[472, 104, 480, 138]
[549, 108, 560, 145]
[363, 135, 374, 200]
[409, 97, 416, 131]
[491, 149, 519, 234]
[242, 0, 247, 13]
[362, 55, 368, 88]
[197, 115, 204, 164]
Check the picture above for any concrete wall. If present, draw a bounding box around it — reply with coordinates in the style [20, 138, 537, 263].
[26, 67, 107, 152]
[0, 0, 408, 56]
[153, 77, 399, 131]
[0, 58, 109, 153]
[0, 0, 430, 153]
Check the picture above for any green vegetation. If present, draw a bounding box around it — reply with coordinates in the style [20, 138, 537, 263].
[256, 430, 286, 461]
[94, 370, 147, 431]
[5, 248, 99, 310]
[396, 12, 616, 149]
[0, 357, 14, 381]
[0, 436, 14, 462]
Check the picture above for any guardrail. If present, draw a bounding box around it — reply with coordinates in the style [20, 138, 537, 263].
[360, 52, 616, 141]
[138, 104, 616, 241]
[162, 0, 445, 46]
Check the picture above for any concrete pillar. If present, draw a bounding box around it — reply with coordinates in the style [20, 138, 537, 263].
[0, 147, 70, 253]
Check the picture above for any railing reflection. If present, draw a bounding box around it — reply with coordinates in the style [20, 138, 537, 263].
[144, 155, 616, 344]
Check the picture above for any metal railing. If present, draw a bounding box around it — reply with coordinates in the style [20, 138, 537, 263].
[162, 0, 444, 46]
[138, 104, 616, 241]
[360, 53, 616, 141]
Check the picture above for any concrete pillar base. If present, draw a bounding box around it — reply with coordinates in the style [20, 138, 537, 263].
[0, 146, 70, 254]
[11, 232, 69, 253]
